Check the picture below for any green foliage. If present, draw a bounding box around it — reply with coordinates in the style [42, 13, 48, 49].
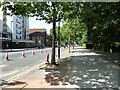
[51, 19, 88, 45]
[66, 2, 120, 52]
[1, 2, 120, 52]
[1, 2, 74, 64]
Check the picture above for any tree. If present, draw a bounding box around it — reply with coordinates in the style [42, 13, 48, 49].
[80, 2, 120, 51]
[59, 19, 87, 51]
[1, 2, 76, 64]
[2, 2, 119, 56]
[64, 2, 120, 52]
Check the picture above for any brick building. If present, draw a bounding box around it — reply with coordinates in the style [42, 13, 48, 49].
[29, 28, 46, 47]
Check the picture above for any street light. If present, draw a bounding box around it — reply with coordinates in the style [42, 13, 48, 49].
[11, 21, 13, 51]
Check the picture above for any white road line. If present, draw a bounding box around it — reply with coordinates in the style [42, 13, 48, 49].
[0, 65, 7, 68]
[0, 70, 19, 78]
[6, 61, 45, 81]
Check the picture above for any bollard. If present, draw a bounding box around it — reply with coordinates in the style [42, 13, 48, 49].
[22, 50, 25, 57]
[31, 50, 35, 55]
[5, 51, 8, 60]
[40, 51, 43, 53]
[45, 54, 49, 64]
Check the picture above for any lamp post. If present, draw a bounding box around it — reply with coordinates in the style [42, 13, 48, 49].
[11, 21, 13, 51]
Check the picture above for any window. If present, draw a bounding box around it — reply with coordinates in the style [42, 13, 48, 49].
[0, 33, 2, 38]
[3, 29, 7, 32]
[3, 18, 6, 21]
[16, 24, 18, 28]
[3, 11, 7, 15]
[16, 30, 21, 34]
[3, 24, 6, 26]
[16, 35, 17, 39]
[16, 35, 21, 39]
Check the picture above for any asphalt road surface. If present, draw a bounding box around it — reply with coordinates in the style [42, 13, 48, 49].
[0, 47, 64, 81]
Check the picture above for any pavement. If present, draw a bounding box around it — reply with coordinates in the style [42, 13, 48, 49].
[1, 46, 120, 89]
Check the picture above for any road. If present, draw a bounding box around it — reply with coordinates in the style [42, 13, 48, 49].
[0, 47, 65, 81]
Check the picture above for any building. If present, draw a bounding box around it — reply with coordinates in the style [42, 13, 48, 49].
[0, 15, 29, 40]
[29, 28, 46, 47]
[22, 17, 29, 40]
[0, 5, 31, 49]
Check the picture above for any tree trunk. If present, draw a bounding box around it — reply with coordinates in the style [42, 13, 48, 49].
[69, 34, 71, 53]
[58, 20, 60, 59]
[51, 21, 56, 65]
[86, 23, 93, 43]
[73, 39, 74, 49]
[51, 2, 56, 65]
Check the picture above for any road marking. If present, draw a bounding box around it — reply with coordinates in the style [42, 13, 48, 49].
[6, 61, 45, 81]
[0, 70, 19, 78]
[0, 65, 7, 68]
[1, 48, 67, 82]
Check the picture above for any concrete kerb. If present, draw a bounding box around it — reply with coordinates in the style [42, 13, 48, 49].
[1, 48, 37, 52]
[1, 61, 46, 88]
[0, 47, 51, 52]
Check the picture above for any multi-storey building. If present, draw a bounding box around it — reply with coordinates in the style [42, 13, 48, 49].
[0, 6, 31, 49]
[22, 17, 29, 40]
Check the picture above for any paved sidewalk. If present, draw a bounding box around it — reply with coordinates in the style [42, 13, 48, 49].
[1, 47, 120, 89]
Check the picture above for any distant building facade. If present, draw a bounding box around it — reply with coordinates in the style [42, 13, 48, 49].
[0, 5, 30, 49]
[29, 28, 46, 47]
[0, 14, 29, 40]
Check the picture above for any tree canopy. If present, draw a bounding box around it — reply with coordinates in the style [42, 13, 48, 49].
[1, 2, 120, 56]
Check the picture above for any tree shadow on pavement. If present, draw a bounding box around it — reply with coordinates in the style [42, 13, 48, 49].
[43, 49, 120, 89]
[6, 81, 27, 86]
[71, 48, 120, 66]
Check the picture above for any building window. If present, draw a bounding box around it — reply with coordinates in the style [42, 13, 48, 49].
[17, 15, 21, 19]
[19, 27, 21, 29]
[16, 30, 21, 34]
[16, 35, 21, 39]
[3, 29, 7, 32]
[16, 30, 18, 34]
[3, 11, 7, 15]
[16, 24, 19, 29]
[3, 24, 6, 26]
[0, 33, 2, 39]
[3, 18, 6, 21]
[16, 35, 19, 39]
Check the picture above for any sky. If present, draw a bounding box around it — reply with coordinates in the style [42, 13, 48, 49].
[29, 17, 63, 35]
[29, 17, 52, 34]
